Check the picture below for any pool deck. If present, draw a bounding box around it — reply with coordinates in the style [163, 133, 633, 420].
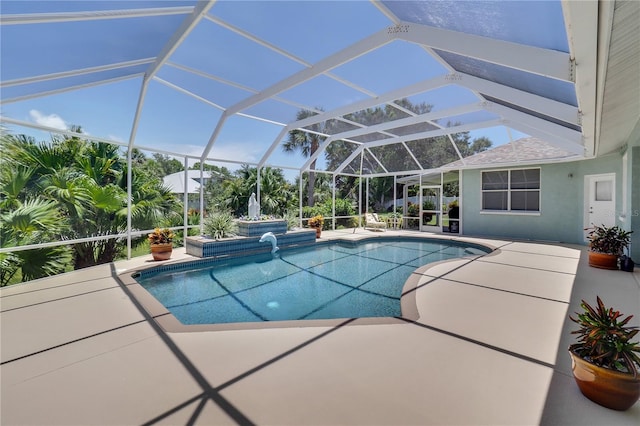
[1, 229, 639, 425]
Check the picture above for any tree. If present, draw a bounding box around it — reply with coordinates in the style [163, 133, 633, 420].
[0, 130, 181, 276]
[294, 172, 332, 206]
[283, 109, 326, 207]
[368, 176, 395, 211]
[0, 199, 72, 286]
[191, 162, 232, 177]
[151, 153, 184, 177]
[221, 165, 294, 217]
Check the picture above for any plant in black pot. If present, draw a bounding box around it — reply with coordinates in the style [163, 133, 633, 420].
[568, 297, 640, 410]
[585, 224, 632, 269]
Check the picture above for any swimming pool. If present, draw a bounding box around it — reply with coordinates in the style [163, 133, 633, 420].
[132, 237, 490, 329]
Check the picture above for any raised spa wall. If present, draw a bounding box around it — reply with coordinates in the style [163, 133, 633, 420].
[186, 219, 317, 258]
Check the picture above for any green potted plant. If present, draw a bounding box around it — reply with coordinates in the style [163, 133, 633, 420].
[568, 297, 640, 410]
[148, 228, 174, 261]
[585, 224, 632, 269]
[308, 215, 324, 238]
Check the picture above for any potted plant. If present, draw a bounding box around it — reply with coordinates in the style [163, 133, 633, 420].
[585, 224, 632, 269]
[568, 297, 640, 410]
[308, 215, 324, 238]
[447, 200, 460, 233]
[148, 228, 174, 261]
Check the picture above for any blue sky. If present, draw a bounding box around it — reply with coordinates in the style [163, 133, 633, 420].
[1, 0, 545, 180]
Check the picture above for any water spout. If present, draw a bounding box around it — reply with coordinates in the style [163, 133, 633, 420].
[259, 232, 279, 254]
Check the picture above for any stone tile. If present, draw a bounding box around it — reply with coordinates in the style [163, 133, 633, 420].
[413, 279, 569, 365]
[0, 335, 206, 425]
[479, 249, 580, 274]
[220, 322, 554, 425]
[0, 277, 119, 311]
[444, 260, 576, 302]
[1, 287, 145, 362]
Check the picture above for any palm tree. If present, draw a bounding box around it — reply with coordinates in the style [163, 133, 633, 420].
[283, 109, 326, 207]
[0, 131, 181, 276]
[220, 165, 294, 216]
[255, 167, 293, 216]
[0, 199, 72, 286]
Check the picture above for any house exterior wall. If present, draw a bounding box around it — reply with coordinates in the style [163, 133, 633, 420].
[460, 154, 623, 245]
[630, 145, 640, 261]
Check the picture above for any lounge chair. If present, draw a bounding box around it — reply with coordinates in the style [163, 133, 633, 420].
[365, 213, 387, 231]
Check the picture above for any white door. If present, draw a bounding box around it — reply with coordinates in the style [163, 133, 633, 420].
[584, 173, 616, 241]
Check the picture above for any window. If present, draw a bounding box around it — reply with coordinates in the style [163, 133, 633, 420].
[482, 168, 540, 212]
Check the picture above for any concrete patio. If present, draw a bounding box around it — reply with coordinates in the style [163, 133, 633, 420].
[1, 230, 639, 425]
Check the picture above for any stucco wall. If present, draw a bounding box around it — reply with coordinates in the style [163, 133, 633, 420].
[630, 146, 640, 260]
[461, 154, 622, 245]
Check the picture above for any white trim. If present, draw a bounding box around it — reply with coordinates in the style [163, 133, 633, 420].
[562, 0, 598, 157]
[481, 167, 541, 213]
[479, 211, 541, 217]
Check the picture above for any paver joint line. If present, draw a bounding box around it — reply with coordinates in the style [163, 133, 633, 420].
[110, 264, 256, 426]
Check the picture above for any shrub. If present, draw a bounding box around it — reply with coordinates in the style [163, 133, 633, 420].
[283, 210, 300, 230]
[203, 211, 237, 240]
[586, 224, 632, 255]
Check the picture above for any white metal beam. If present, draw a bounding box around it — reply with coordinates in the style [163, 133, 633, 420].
[142, 1, 215, 85]
[130, 0, 215, 160]
[205, 14, 379, 98]
[153, 77, 225, 111]
[456, 73, 580, 126]
[200, 27, 395, 162]
[0, 6, 194, 25]
[0, 74, 142, 105]
[292, 75, 449, 130]
[506, 121, 585, 156]
[333, 118, 503, 174]
[200, 112, 229, 160]
[398, 21, 572, 82]
[166, 61, 340, 116]
[257, 128, 290, 168]
[338, 102, 483, 142]
[562, 0, 599, 156]
[0, 58, 154, 88]
[299, 102, 482, 171]
[0, 116, 202, 161]
[489, 103, 584, 153]
[360, 118, 505, 149]
[224, 28, 394, 117]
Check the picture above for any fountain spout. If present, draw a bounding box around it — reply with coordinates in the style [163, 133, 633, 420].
[259, 232, 279, 254]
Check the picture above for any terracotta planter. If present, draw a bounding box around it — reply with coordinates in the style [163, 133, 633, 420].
[569, 350, 640, 411]
[588, 251, 618, 269]
[315, 227, 321, 238]
[150, 243, 173, 261]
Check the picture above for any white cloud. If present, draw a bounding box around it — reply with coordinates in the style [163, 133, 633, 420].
[29, 110, 68, 131]
[108, 134, 125, 143]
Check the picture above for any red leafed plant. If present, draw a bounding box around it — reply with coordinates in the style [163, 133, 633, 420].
[569, 296, 640, 376]
[148, 228, 174, 245]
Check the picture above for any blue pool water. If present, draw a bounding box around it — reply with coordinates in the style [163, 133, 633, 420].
[135, 238, 489, 325]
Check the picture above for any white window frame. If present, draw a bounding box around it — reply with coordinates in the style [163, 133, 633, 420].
[481, 168, 541, 214]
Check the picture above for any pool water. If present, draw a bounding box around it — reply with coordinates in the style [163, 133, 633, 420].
[136, 238, 488, 325]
